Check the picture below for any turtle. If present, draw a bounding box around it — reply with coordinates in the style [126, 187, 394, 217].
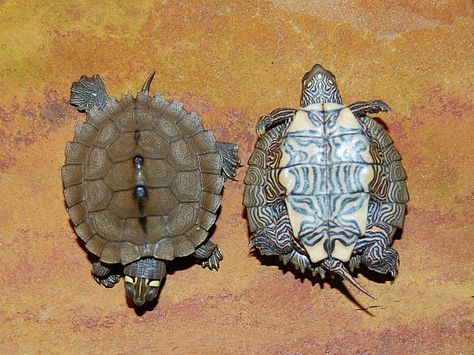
[62, 72, 240, 307]
[243, 64, 408, 298]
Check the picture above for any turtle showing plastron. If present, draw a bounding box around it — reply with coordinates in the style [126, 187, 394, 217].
[62, 72, 240, 307]
[244, 64, 408, 298]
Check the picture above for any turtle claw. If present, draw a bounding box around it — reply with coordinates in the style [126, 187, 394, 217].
[93, 274, 121, 288]
[201, 246, 223, 271]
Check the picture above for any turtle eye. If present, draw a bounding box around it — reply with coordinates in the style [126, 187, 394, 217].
[145, 288, 158, 301]
[124, 283, 135, 298]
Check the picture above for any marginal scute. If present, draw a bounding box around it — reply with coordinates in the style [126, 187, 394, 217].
[150, 93, 168, 111]
[65, 142, 88, 165]
[68, 202, 87, 225]
[100, 243, 119, 264]
[191, 130, 217, 154]
[190, 226, 208, 246]
[243, 185, 266, 207]
[119, 242, 141, 265]
[74, 219, 95, 242]
[248, 148, 266, 168]
[388, 161, 407, 181]
[174, 236, 195, 257]
[383, 143, 402, 163]
[199, 153, 221, 174]
[200, 192, 222, 213]
[387, 181, 409, 203]
[73, 122, 98, 146]
[198, 209, 217, 231]
[202, 174, 224, 194]
[85, 234, 106, 256]
[153, 239, 175, 260]
[246, 204, 280, 233]
[166, 99, 185, 119]
[63, 184, 83, 207]
[61, 165, 84, 187]
[370, 200, 406, 228]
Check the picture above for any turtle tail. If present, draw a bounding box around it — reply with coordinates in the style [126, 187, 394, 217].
[322, 258, 375, 299]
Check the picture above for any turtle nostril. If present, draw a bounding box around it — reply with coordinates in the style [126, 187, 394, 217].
[133, 298, 146, 307]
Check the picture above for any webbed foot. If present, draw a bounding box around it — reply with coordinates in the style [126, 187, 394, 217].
[363, 246, 399, 278]
[194, 240, 223, 270]
[201, 246, 223, 271]
[91, 262, 121, 288]
[349, 100, 391, 118]
[93, 274, 121, 288]
[70, 75, 109, 113]
[256, 108, 295, 137]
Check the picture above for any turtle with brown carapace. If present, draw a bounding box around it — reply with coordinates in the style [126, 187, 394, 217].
[244, 64, 408, 298]
[63, 72, 240, 307]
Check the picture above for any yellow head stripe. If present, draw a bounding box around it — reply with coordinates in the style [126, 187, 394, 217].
[124, 276, 134, 284]
[149, 280, 160, 287]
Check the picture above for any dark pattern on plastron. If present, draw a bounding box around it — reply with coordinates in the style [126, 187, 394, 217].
[281, 107, 370, 258]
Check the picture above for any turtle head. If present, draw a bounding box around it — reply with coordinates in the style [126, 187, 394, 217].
[300, 64, 342, 106]
[123, 258, 166, 307]
[124, 276, 161, 307]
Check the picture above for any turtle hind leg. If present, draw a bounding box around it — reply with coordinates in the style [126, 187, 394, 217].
[193, 240, 223, 270]
[348, 100, 391, 118]
[217, 142, 241, 181]
[92, 262, 121, 288]
[356, 226, 399, 278]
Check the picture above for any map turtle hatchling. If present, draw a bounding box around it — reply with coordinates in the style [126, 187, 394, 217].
[244, 64, 408, 297]
[62, 72, 240, 307]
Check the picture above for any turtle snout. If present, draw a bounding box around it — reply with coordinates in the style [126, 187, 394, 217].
[132, 297, 146, 307]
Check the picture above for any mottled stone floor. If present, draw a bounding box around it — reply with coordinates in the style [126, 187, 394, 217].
[0, 1, 472, 353]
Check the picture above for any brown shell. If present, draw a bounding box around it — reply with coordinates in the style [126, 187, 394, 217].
[62, 91, 224, 265]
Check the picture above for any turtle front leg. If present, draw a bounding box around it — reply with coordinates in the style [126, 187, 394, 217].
[256, 108, 296, 137]
[348, 100, 391, 118]
[92, 262, 121, 288]
[354, 225, 399, 277]
[193, 240, 223, 270]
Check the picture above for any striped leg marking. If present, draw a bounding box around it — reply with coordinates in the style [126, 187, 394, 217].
[348, 100, 391, 118]
[355, 225, 399, 277]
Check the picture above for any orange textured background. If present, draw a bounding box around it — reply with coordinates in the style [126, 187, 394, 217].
[0, 1, 473, 353]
